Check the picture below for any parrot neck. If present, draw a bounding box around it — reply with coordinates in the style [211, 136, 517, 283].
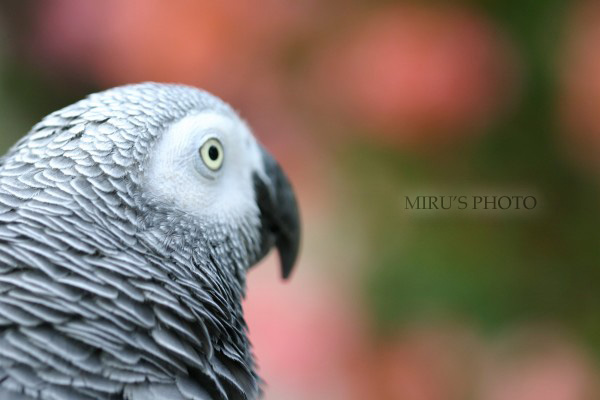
[133, 204, 262, 397]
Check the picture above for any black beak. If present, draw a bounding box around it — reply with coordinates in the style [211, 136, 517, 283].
[253, 147, 300, 279]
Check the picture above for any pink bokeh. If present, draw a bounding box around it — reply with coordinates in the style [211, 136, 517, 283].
[244, 256, 364, 400]
[560, 1, 600, 172]
[308, 4, 520, 147]
[481, 330, 599, 400]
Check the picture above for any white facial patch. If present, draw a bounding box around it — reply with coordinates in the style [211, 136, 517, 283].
[145, 111, 265, 223]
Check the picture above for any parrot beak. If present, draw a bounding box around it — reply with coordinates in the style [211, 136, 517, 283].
[254, 147, 300, 279]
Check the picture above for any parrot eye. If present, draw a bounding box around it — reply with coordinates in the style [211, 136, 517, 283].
[199, 138, 224, 171]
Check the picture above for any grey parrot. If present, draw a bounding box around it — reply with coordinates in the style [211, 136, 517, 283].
[0, 83, 300, 400]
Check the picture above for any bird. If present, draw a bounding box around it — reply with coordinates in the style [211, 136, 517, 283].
[0, 83, 300, 400]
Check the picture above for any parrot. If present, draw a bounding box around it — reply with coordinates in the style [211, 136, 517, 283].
[0, 83, 300, 400]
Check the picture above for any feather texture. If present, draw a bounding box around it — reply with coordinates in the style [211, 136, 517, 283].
[0, 84, 265, 400]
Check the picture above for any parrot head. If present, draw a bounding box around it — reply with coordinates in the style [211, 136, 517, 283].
[141, 86, 300, 281]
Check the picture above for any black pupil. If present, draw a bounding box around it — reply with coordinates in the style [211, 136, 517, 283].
[208, 145, 219, 161]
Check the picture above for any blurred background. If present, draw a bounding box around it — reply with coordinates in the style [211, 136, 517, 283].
[0, 0, 599, 398]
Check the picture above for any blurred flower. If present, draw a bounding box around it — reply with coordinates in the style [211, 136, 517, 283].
[349, 324, 481, 400]
[480, 329, 599, 400]
[560, 2, 600, 171]
[244, 256, 364, 400]
[31, 0, 319, 96]
[28, 0, 105, 81]
[347, 324, 599, 400]
[309, 5, 520, 147]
